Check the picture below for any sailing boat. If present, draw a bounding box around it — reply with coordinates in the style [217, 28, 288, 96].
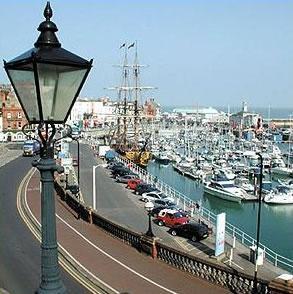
[107, 42, 156, 167]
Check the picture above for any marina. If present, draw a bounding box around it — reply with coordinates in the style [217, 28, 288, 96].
[147, 160, 293, 263]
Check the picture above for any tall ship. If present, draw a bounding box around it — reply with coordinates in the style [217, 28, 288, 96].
[107, 42, 156, 167]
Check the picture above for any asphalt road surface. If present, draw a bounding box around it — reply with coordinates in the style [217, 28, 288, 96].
[0, 155, 88, 294]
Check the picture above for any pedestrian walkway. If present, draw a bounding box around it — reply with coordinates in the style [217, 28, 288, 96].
[22, 168, 230, 294]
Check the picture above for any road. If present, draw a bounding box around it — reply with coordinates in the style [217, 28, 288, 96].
[77, 144, 180, 244]
[75, 143, 217, 254]
[0, 156, 88, 294]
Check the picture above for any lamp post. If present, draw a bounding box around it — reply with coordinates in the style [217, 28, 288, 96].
[4, 2, 92, 293]
[69, 135, 81, 218]
[144, 201, 155, 238]
[253, 152, 263, 294]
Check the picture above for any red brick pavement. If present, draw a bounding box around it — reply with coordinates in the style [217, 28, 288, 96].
[25, 170, 230, 294]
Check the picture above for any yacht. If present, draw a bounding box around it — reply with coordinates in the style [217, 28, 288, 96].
[154, 152, 170, 165]
[271, 166, 293, 178]
[264, 185, 293, 205]
[234, 177, 254, 193]
[214, 168, 236, 181]
[203, 178, 246, 203]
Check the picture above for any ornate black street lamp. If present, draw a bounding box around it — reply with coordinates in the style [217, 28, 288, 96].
[144, 201, 155, 237]
[253, 153, 263, 294]
[4, 2, 92, 293]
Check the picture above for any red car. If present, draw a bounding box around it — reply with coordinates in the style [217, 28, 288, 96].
[156, 209, 189, 227]
[126, 178, 142, 190]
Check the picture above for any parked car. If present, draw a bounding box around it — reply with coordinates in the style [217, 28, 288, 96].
[127, 178, 143, 190]
[168, 222, 209, 242]
[116, 174, 139, 183]
[151, 203, 186, 216]
[108, 162, 124, 170]
[141, 191, 174, 203]
[153, 199, 174, 207]
[155, 209, 189, 227]
[134, 183, 158, 195]
[112, 167, 134, 178]
[151, 204, 173, 217]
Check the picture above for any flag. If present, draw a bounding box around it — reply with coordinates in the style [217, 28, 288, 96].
[128, 42, 135, 49]
[120, 43, 126, 49]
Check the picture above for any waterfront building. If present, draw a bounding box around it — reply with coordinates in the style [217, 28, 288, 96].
[0, 84, 27, 142]
[172, 106, 227, 124]
[229, 102, 262, 132]
[69, 97, 116, 129]
[143, 98, 161, 119]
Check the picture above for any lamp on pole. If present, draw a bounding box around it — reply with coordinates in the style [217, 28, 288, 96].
[4, 2, 92, 293]
[144, 201, 155, 238]
[253, 152, 263, 294]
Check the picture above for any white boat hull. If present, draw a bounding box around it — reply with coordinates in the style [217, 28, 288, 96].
[264, 195, 293, 205]
[204, 185, 242, 203]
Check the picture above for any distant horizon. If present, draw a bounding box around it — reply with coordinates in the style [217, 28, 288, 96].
[161, 104, 293, 119]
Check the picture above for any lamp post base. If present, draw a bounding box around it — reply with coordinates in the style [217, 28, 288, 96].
[38, 281, 66, 294]
[33, 157, 66, 294]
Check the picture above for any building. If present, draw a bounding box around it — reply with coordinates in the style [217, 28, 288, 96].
[69, 97, 116, 129]
[143, 98, 161, 119]
[0, 84, 27, 141]
[229, 102, 262, 131]
[172, 106, 227, 123]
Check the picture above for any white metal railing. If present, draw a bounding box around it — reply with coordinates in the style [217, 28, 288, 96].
[117, 155, 293, 273]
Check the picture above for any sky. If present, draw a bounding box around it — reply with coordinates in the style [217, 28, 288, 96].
[1, 0, 293, 109]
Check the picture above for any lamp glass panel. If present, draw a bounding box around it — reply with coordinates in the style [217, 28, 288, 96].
[37, 63, 87, 122]
[7, 69, 39, 121]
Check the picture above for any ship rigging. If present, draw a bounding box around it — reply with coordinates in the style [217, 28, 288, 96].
[106, 41, 156, 167]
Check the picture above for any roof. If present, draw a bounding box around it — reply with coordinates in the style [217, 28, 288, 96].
[172, 107, 219, 115]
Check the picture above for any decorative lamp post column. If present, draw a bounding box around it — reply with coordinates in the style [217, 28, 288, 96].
[4, 2, 92, 293]
[144, 201, 155, 238]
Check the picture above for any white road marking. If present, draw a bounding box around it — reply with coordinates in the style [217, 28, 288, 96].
[56, 215, 179, 294]
[23, 169, 179, 294]
[20, 168, 119, 294]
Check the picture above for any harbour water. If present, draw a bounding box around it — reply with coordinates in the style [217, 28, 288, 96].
[147, 160, 293, 260]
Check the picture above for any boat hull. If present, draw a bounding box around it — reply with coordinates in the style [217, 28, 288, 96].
[204, 185, 242, 203]
[264, 195, 293, 205]
[271, 167, 293, 178]
[125, 151, 152, 167]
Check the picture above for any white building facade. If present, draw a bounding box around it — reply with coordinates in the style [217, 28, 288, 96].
[69, 97, 116, 128]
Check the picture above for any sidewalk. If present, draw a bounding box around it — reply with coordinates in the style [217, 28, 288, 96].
[23, 168, 230, 294]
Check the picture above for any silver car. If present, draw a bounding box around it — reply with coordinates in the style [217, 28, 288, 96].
[116, 174, 139, 183]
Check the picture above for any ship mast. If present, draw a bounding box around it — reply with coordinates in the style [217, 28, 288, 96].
[133, 41, 139, 149]
[106, 42, 156, 153]
[129, 41, 156, 150]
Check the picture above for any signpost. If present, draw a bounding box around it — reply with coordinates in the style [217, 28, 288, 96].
[215, 213, 226, 257]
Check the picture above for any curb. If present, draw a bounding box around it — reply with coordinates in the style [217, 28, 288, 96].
[17, 168, 118, 294]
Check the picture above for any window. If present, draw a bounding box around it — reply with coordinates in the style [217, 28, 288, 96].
[7, 112, 11, 119]
[18, 122, 22, 129]
[18, 112, 22, 119]
[7, 123, 11, 129]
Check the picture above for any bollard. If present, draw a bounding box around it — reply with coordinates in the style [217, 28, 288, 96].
[87, 207, 93, 224]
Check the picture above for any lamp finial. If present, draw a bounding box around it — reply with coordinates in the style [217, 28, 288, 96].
[34, 2, 61, 48]
[44, 2, 53, 21]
